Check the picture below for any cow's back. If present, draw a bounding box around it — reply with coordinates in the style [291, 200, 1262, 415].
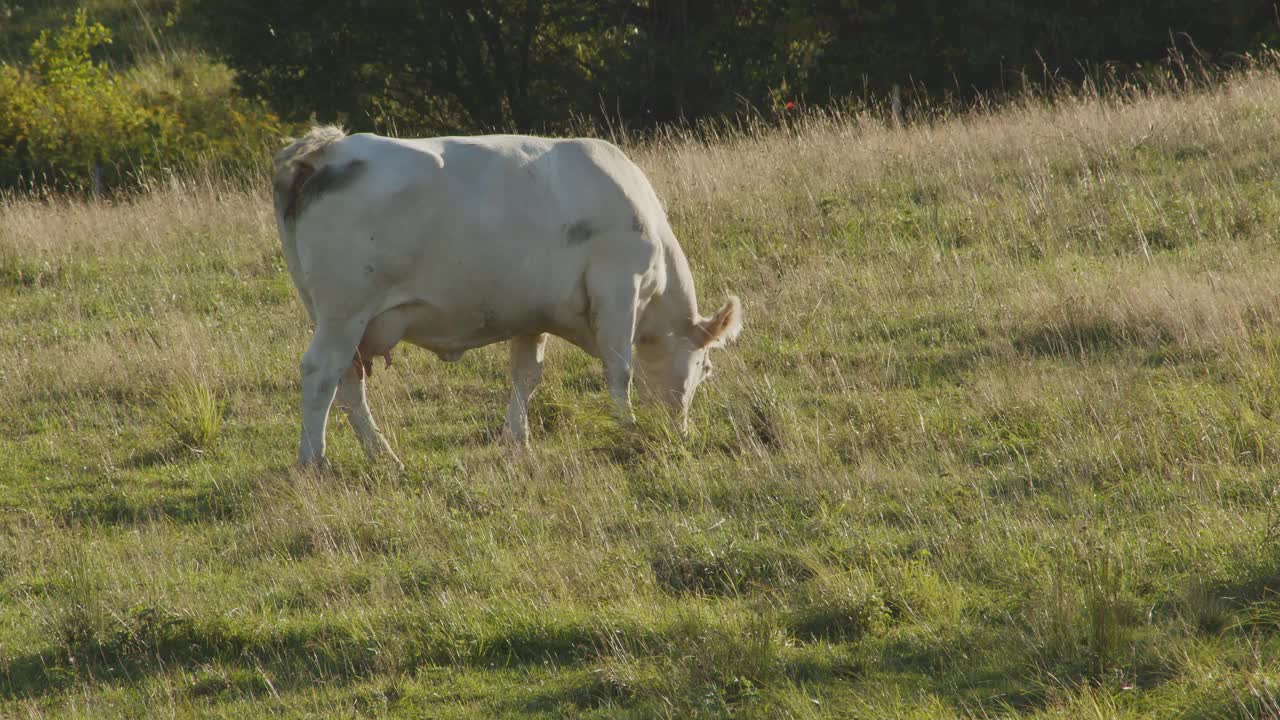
[322, 133, 662, 253]
[408, 134, 665, 251]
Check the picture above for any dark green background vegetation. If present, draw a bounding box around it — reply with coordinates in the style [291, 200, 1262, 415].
[195, 0, 1280, 130]
[1, 1, 1279, 189]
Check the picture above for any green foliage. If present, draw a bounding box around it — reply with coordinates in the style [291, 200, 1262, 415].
[0, 9, 280, 191]
[189, 0, 1280, 135]
[0, 10, 162, 188]
[7, 1, 1280, 141]
[126, 48, 286, 178]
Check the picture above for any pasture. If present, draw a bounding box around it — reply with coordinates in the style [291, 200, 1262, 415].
[3, 70, 1280, 718]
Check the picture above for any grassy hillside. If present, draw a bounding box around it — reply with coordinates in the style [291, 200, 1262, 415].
[3, 68, 1280, 719]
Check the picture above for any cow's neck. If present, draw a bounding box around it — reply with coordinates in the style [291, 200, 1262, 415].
[642, 240, 701, 342]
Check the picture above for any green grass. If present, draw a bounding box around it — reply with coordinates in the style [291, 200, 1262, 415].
[5, 69, 1280, 718]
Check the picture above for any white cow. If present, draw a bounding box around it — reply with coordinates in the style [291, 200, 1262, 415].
[272, 126, 742, 468]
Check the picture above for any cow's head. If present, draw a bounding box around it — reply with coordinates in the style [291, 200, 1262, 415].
[636, 296, 743, 431]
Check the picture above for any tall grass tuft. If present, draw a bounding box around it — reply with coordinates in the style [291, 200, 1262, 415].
[158, 374, 223, 451]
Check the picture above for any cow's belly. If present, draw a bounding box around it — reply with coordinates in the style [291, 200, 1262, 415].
[360, 287, 591, 363]
[358, 301, 502, 361]
[352, 235, 597, 362]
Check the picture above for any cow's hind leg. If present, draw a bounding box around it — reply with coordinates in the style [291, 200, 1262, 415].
[335, 365, 404, 470]
[588, 269, 641, 422]
[298, 320, 365, 467]
[504, 333, 548, 447]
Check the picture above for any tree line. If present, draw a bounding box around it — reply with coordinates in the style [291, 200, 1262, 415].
[191, 0, 1280, 134]
[1, 1, 1276, 190]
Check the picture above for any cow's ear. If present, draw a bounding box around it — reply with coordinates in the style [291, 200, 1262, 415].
[695, 295, 743, 349]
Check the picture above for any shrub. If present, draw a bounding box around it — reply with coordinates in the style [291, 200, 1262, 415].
[125, 47, 284, 181]
[0, 10, 282, 191]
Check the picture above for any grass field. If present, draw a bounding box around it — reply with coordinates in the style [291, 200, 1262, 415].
[4, 68, 1280, 719]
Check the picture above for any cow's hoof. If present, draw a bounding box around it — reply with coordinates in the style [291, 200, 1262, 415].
[500, 427, 530, 451]
[366, 438, 406, 472]
[294, 457, 333, 474]
[386, 454, 406, 473]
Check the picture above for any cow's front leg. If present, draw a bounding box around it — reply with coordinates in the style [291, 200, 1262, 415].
[589, 272, 641, 423]
[298, 320, 365, 468]
[334, 364, 404, 470]
[504, 333, 548, 447]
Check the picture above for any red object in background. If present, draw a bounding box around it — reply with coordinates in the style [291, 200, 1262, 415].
[785, 101, 796, 110]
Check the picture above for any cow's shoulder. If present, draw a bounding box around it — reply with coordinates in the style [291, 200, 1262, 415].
[546, 136, 631, 168]
[342, 133, 446, 173]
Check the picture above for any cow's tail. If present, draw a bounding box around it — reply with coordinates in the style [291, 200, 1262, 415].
[272, 125, 347, 225]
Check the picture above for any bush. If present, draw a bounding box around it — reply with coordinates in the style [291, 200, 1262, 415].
[0, 10, 282, 191]
[125, 47, 284, 180]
